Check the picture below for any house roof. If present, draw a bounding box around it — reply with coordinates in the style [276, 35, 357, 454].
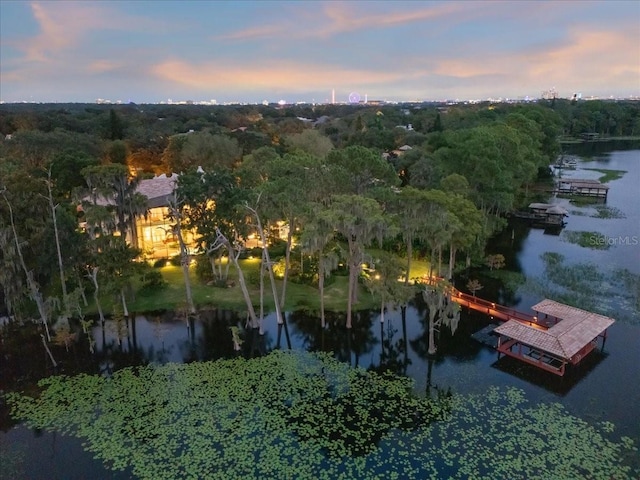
[494, 299, 614, 359]
[136, 173, 178, 208]
[84, 173, 178, 209]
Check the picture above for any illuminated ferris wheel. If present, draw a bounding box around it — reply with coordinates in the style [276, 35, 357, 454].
[348, 92, 361, 104]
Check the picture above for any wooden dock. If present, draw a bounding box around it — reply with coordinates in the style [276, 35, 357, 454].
[449, 290, 543, 324]
[420, 277, 614, 376]
[421, 276, 547, 326]
[556, 179, 609, 200]
[512, 203, 568, 227]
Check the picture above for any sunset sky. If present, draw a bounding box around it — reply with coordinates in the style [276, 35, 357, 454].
[1, 0, 638, 104]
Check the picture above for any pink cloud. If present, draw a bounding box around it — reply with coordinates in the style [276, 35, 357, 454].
[528, 25, 639, 78]
[24, 2, 80, 62]
[217, 1, 464, 42]
[430, 22, 640, 96]
[319, 1, 463, 36]
[151, 59, 406, 93]
[86, 60, 125, 74]
[19, 1, 168, 63]
[217, 24, 287, 41]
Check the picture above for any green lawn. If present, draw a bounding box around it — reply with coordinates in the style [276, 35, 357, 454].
[89, 257, 433, 315]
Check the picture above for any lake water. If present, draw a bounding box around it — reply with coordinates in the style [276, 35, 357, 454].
[1, 146, 639, 479]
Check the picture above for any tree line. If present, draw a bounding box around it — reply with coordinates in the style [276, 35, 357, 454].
[1, 99, 638, 351]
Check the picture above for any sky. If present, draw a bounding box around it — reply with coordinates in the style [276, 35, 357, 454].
[0, 0, 639, 104]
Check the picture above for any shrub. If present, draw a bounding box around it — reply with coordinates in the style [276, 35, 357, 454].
[247, 269, 263, 287]
[267, 238, 287, 259]
[194, 254, 213, 282]
[139, 269, 167, 295]
[152, 258, 167, 268]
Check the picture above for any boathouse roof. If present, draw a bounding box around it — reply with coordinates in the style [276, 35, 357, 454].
[494, 299, 614, 360]
[545, 205, 569, 215]
[528, 203, 554, 210]
[528, 203, 568, 215]
[559, 179, 610, 190]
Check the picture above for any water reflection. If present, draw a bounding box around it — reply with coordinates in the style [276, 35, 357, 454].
[2, 282, 639, 478]
[492, 350, 608, 397]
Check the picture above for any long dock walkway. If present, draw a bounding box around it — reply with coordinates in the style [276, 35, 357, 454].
[421, 276, 547, 328]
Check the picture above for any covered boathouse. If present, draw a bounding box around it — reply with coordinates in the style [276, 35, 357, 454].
[493, 299, 614, 376]
[557, 178, 610, 200]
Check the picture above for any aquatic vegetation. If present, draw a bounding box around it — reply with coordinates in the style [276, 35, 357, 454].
[593, 205, 626, 219]
[582, 168, 627, 184]
[5, 352, 638, 479]
[566, 196, 603, 206]
[525, 253, 640, 325]
[568, 206, 626, 219]
[617, 268, 640, 318]
[540, 252, 605, 287]
[483, 270, 526, 294]
[561, 230, 610, 250]
[423, 387, 638, 480]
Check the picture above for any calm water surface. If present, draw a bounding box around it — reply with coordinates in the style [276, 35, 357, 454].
[1, 147, 639, 479]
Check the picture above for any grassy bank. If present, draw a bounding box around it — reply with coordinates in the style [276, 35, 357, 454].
[90, 257, 434, 316]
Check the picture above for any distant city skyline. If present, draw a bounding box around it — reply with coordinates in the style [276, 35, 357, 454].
[1, 1, 638, 104]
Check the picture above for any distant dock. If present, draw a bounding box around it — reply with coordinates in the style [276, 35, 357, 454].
[536, 178, 610, 201]
[512, 203, 568, 227]
[556, 178, 609, 199]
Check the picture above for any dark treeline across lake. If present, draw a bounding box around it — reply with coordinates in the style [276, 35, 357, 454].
[1, 145, 639, 479]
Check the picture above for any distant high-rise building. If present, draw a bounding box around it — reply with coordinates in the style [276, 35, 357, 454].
[332, 89, 335, 104]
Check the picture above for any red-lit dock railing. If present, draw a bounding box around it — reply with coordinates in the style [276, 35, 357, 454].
[420, 276, 547, 328]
